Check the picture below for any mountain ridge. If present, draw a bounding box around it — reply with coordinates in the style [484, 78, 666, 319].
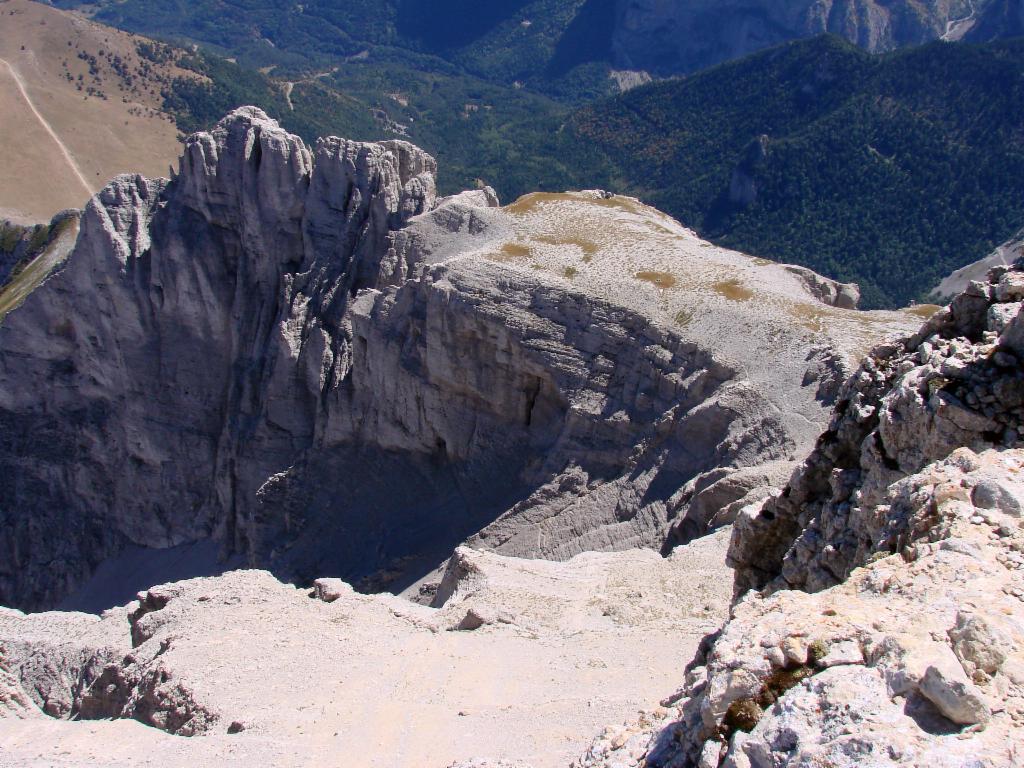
[49, 0, 1024, 89]
[0, 107, 918, 612]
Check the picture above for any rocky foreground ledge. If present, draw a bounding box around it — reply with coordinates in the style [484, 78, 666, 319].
[574, 266, 1024, 767]
[0, 531, 733, 767]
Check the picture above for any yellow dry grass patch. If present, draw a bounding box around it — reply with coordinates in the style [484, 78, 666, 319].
[904, 304, 942, 320]
[532, 234, 599, 256]
[506, 192, 581, 215]
[635, 271, 677, 290]
[590, 196, 644, 215]
[506, 191, 644, 218]
[484, 241, 535, 264]
[501, 242, 532, 259]
[713, 279, 754, 302]
[788, 303, 828, 332]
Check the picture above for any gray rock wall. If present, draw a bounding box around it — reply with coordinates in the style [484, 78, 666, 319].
[0, 108, 856, 611]
[611, 0, 977, 75]
[0, 108, 436, 609]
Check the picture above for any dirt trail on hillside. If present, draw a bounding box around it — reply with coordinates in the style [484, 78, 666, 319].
[0, 58, 92, 198]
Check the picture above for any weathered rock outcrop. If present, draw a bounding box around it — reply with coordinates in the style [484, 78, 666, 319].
[783, 265, 860, 310]
[575, 266, 1024, 768]
[732, 264, 1024, 595]
[0, 108, 914, 612]
[0, 603, 211, 733]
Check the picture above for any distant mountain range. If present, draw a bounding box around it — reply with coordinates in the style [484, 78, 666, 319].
[611, 0, 1022, 75]
[51, 0, 1024, 90]
[24, 1, 1024, 307]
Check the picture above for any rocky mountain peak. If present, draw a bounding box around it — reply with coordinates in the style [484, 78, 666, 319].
[0, 109, 441, 610]
[0, 109, 916, 613]
[1, 108, 1021, 765]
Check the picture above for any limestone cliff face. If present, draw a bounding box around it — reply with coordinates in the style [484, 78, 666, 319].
[0, 108, 902, 611]
[611, 0, 980, 75]
[0, 107, 437, 610]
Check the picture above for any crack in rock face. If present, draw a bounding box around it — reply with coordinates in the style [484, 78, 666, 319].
[0, 108, 911, 613]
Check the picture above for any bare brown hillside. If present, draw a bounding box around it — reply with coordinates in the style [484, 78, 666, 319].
[0, 0, 190, 222]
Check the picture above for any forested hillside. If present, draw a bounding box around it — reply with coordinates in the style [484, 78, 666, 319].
[53, 0, 620, 98]
[572, 36, 1024, 307]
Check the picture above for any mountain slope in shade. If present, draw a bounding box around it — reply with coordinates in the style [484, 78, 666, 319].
[609, 0, 1008, 75]
[966, 0, 1024, 41]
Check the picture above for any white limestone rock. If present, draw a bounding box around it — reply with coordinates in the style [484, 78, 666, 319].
[573, 270, 1024, 768]
[0, 109, 913, 614]
[919, 662, 991, 725]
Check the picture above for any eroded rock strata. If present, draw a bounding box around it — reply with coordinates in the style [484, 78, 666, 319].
[0, 108, 909, 612]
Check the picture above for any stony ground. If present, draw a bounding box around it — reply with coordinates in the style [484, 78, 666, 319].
[569, 264, 1024, 768]
[473, 190, 923, 408]
[0, 531, 732, 768]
